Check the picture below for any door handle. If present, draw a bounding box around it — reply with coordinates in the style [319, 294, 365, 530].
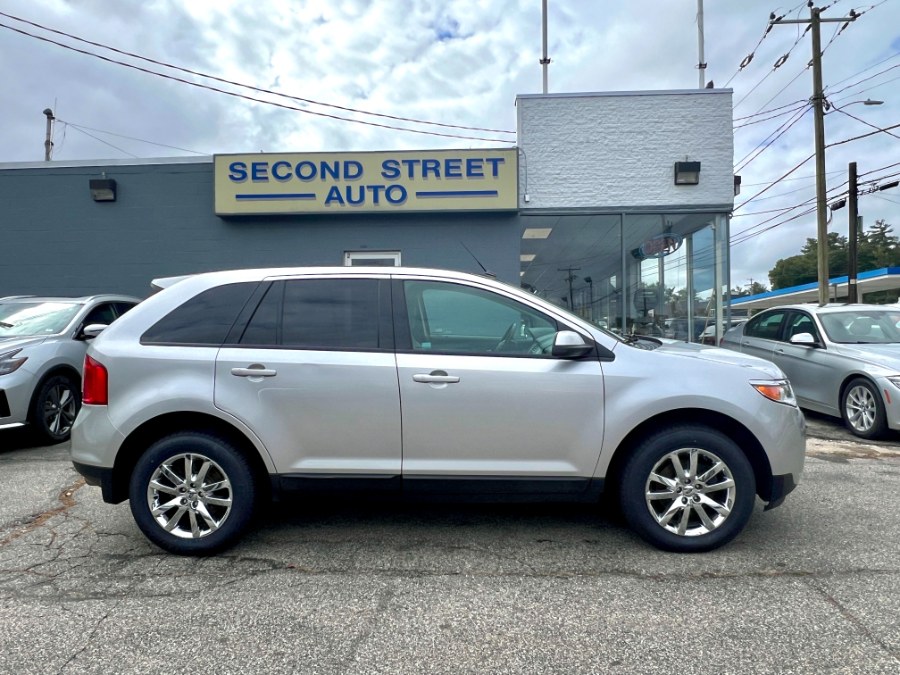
[231, 365, 277, 378]
[413, 373, 460, 384]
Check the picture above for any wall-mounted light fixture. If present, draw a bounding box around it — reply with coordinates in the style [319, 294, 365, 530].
[674, 161, 701, 185]
[733, 175, 742, 196]
[89, 178, 117, 202]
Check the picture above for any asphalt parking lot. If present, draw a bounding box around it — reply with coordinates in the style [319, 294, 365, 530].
[1, 416, 899, 674]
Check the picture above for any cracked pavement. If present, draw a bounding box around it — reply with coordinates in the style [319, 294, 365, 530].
[1, 420, 899, 675]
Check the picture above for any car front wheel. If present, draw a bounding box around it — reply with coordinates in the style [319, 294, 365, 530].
[619, 425, 756, 552]
[129, 433, 258, 555]
[841, 378, 888, 439]
[31, 374, 80, 444]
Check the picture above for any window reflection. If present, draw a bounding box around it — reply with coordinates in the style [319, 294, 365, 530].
[520, 213, 727, 342]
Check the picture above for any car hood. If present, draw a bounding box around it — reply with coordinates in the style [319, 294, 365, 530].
[651, 340, 785, 378]
[0, 336, 48, 351]
[832, 343, 900, 372]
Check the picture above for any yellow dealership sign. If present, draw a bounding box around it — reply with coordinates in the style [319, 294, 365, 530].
[214, 148, 518, 215]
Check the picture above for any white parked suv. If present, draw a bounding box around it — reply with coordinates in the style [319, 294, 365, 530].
[0, 295, 139, 442]
[71, 267, 805, 555]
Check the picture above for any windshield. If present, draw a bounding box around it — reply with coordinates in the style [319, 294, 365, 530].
[0, 301, 82, 337]
[819, 310, 900, 345]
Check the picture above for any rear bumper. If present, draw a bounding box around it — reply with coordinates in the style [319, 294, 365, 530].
[72, 461, 121, 504]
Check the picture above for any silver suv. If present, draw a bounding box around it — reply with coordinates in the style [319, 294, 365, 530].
[0, 295, 139, 442]
[71, 268, 805, 555]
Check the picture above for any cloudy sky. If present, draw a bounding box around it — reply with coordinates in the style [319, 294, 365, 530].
[1, 0, 898, 289]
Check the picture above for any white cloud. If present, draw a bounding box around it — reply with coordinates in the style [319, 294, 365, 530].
[1, 0, 898, 286]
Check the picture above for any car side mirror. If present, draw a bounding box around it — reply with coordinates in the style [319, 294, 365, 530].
[80, 323, 109, 340]
[789, 332, 817, 347]
[552, 330, 594, 359]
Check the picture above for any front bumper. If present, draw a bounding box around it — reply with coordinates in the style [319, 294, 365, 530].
[762, 472, 799, 510]
[0, 368, 37, 427]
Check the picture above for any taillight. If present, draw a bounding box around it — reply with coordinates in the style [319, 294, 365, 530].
[82, 355, 108, 405]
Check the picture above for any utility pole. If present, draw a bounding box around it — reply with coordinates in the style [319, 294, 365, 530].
[558, 266, 580, 311]
[43, 108, 54, 161]
[770, 5, 857, 306]
[848, 161, 859, 303]
[540, 0, 550, 94]
[697, 0, 707, 88]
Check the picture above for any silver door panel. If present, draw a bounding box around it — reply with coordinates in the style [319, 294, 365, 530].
[397, 353, 604, 477]
[215, 347, 401, 474]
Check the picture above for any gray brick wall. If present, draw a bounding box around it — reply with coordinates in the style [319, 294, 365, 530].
[516, 90, 734, 210]
[0, 160, 521, 298]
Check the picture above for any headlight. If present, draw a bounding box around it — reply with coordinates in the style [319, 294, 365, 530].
[751, 379, 797, 406]
[0, 348, 28, 376]
[887, 376, 900, 389]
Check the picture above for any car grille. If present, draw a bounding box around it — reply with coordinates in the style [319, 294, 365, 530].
[0, 390, 10, 418]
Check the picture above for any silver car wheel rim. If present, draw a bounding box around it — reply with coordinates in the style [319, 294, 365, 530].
[146, 453, 233, 539]
[845, 385, 877, 432]
[43, 384, 77, 436]
[645, 447, 736, 537]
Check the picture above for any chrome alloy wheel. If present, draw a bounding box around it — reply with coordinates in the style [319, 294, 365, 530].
[645, 447, 736, 537]
[845, 383, 878, 433]
[146, 453, 233, 539]
[43, 383, 77, 437]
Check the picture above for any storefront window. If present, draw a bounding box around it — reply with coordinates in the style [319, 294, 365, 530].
[521, 212, 728, 341]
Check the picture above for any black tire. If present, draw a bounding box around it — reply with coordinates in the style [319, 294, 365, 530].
[30, 374, 80, 444]
[841, 378, 888, 440]
[129, 433, 258, 555]
[619, 425, 756, 553]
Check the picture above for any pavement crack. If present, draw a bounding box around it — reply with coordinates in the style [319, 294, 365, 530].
[0, 477, 86, 547]
[804, 577, 900, 663]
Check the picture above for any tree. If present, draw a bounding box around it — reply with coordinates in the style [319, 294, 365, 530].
[767, 219, 899, 298]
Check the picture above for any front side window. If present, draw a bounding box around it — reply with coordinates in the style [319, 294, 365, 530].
[785, 312, 819, 342]
[744, 310, 787, 340]
[403, 280, 558, 356]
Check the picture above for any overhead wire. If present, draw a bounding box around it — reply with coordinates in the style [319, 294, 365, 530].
[829, 107, 900, 141]
[733, 103, 808, 130]
[56, 119, 210, 155]
[0, 10, 516, 137]
[0, 20, 513, 144]
[734, 104, 811, 172]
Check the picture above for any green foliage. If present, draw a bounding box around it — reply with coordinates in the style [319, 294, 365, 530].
[768, 219, 899, 292]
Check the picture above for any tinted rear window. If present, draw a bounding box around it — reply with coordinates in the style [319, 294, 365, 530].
[141, 282, 257, 345]
[282, 279, 380, 350]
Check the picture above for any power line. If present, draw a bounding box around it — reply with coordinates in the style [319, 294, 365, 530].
[734, 105, 811, 172]
[733, 99, 808, 122]
[0, 20, 513, 144]
[63, 124, 139, 158]
[827, 62, 900, 97]
[733, 103, 808, 130]
[733, 24, 811, 109]
[826, 50, 900, 91]
[57, 119, 209, 155]
[0, 10, 516, 137]
[829, 107, 900, 141]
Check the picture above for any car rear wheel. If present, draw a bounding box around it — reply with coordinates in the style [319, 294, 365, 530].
[129, 433, 258, 555]
[841, 378, 887, 439]
[30, 374, 80, 444]
[619, 425, 756, 552]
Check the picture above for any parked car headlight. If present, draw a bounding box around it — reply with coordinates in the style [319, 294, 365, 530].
[0, 348, 28, 376]
[887, 376, 900, 389]
[751, 380, 797, 406]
